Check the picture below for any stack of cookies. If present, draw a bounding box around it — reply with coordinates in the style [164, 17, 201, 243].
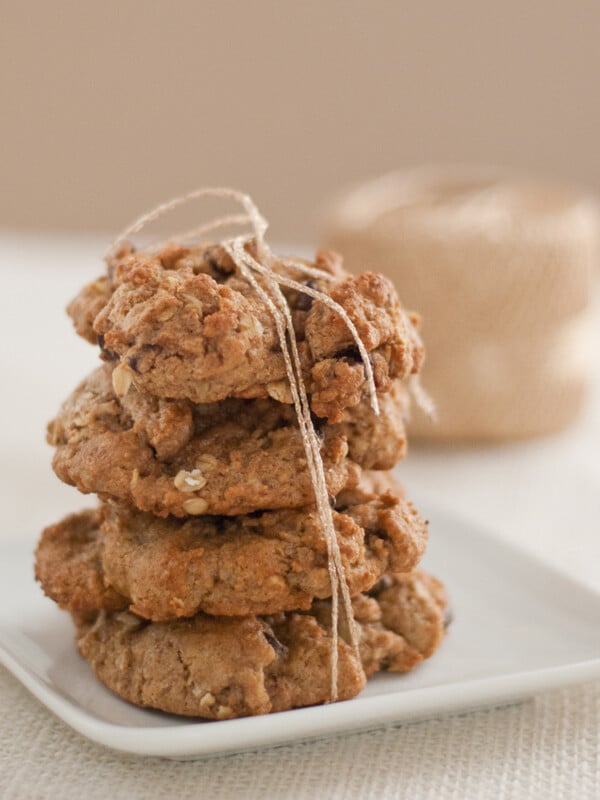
[35, 241, 448, 719]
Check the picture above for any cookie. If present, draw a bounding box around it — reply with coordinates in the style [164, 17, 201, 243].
[47, 365, 408, 517]
[35, 482, 428, 618]
[68, 244, 424, 422]
[356, 571, 448, 676]
[34, 510, 126, 613]
[73, 570, 447, 719]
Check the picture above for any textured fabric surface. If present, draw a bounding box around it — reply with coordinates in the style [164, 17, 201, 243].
[0, 667, 598, 800]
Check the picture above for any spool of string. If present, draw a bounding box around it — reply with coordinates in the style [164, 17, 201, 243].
[323, 166, 600, 442]
[108, 187, 422, 700]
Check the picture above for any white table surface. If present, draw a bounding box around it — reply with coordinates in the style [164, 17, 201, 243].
[0, 232, 598, 799]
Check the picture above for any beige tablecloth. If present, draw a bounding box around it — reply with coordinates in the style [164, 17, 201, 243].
[1, 668, 598, 800]
[1, 234, 599, 799]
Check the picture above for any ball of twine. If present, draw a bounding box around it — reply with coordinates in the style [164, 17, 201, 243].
[323, 165, 600, 442]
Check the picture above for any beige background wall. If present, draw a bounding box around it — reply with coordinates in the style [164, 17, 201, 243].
[1, 1, 599, 242]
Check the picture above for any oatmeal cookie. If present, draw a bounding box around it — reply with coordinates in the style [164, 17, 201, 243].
[73, 570, 447, 719]
[36, 483, 428, 618]
[68, 244, 423, 421]
[48, 366, 408, 517]
[34, 510, 126, 613]
[353, 570, 448, 675]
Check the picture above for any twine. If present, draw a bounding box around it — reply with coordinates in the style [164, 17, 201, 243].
[107, 187, 387, 700]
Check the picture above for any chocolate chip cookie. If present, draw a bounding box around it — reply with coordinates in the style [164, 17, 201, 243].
[68, 244, 424, 422]
[37, 212, 447, 723]
[48, 365, 408, 517]
[73, 570, 447, 719]
[36, 479, 428, 618]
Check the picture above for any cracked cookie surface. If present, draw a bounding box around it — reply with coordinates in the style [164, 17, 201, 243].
[35, 478, 428, 618]
[48, 366, 408, 517]
[34, 509, 126, 613]
[68, 244, 424, 422]
[73, 570, 447, 719]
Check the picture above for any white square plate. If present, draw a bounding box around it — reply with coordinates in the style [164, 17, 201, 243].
[1, 504, 599, 760]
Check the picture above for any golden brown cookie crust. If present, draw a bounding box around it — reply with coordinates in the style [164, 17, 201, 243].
[73, 570, 447, 719]
[48, 365, 408, 517]
[68, 244, 423, 421]
[34, 510, 126, 613]
[35, 481, 429, 619]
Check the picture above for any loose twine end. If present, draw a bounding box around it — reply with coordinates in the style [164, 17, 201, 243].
[409, 374, 437, 422]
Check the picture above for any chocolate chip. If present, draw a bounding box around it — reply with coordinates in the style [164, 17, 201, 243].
[263, 628, 287, 658]
[97, 333, 119, 362]
[203, 247, 220, 269]
[203, 246, 233, 278]
[295, 279, 318, 311]
[367, 575, 393, 597]
[336, 346, 361, 363]
[366, 526, 387, 540]
[310, 412, 326, 437]
[127, 344, 160, 370]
